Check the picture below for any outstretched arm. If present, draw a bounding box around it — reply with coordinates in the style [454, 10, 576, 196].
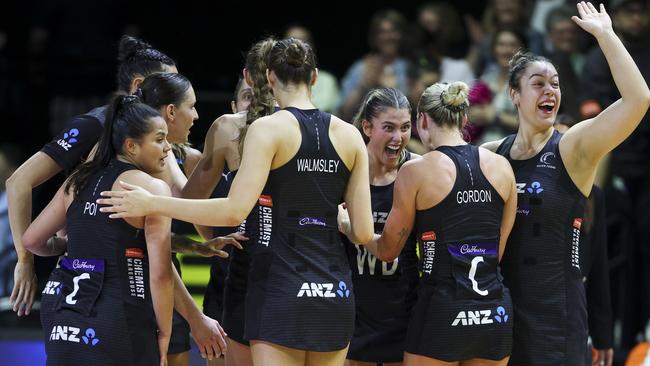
[562, 2, 650, 189]
[98, 117, 277, 227]
[171, 232, 245, 258]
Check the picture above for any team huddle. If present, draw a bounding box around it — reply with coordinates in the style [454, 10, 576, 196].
[7, 2, 650, 366]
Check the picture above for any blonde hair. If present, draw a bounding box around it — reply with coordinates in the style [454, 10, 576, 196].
[417, 81, 469, 130]
[238, 37, 278, 155]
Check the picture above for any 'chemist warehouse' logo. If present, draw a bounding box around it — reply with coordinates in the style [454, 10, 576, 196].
[57, 128, 80, 151]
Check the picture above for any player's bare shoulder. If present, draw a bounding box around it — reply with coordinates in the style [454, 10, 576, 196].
[478, 145, 515, 193]
[329, 115, 364, 142]
[478, 146, 511, 172]
[117, 170, 171, 196]
[480, 137, 507, 153]
[210, 112, 247, 142]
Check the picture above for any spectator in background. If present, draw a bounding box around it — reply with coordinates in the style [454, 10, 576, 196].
[466, 81, 494, 144]
[284, 24, 340, 113]
[471, 0, 546, 74]
[407, 56, 440, 117]
[579, 0, 650, 350]
[338, 9, 411, 121]
[409, 2, 475, 85]
[404, 58, 440, 155]
[545, 5, 588, 121]
[531, 0, 570, 35]
[479, 28, 526, 139]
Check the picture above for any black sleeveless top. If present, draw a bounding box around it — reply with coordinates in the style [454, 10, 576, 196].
[245, 107, 353, 351]
[260, 107, 351, 284]
[416, 145, 505, 299]
[344, 151, 420, 362]
[67, 159, 149, 304]
[41, 161, 161, 365]
[344, 151, 419, 281]
[496, 130, 588, 365]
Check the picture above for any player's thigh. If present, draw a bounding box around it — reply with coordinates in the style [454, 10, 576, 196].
[404, 352, 459, 366]
[224, 337, 252, 366]
[250, 340, 306, 366]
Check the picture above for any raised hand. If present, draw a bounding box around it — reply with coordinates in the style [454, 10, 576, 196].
[571, 2, 613, 37]
[97, 181, 153, 218]
[196, 232, 247, 258]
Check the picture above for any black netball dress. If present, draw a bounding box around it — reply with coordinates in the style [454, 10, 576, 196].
[344, 152, 419, 363]
[40, 159, 160, 365]
[496, 130, 587, 366]
[245, 107, 354, 351]
[406, 145, 512, 361]
[222, 179, 261, 346]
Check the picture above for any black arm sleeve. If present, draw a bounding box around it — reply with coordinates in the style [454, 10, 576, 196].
[586, 187, 614, 349]
[40, 106, 106, 173]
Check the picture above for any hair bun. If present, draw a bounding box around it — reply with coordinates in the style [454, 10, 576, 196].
[508, 50, 531, 70]
[285, 41, 306, 67]
[441, 81, 469, 111]
[118, 35, 152, 62]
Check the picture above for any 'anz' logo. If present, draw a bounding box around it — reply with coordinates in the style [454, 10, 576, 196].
[56, 128, 80, 151]
[297, 281, 350, 298]
[373, 211, 388, 224]
[451, 306, 509, 326]
[49, 326, 100, 346]
[42, 280, 61, 295]
[516, 181, 544, 194]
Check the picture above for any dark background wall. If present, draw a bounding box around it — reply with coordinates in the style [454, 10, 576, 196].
[0, 0, 486, 153]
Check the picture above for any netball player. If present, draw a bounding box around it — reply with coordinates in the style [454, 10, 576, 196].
[139, 72, 245, 365]
[7, 35, 176, 318]
[97, 37, 374, 366]
[481, 3, 650, 364]
[8, 35, 229, 360]
[343, 87, 419, 366]
[22, 97, 174, 365]
[342, 81, 517, 366]
[183, 37, 277, 366]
